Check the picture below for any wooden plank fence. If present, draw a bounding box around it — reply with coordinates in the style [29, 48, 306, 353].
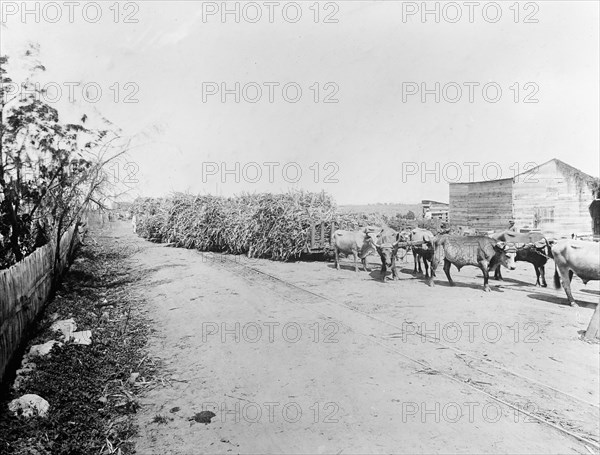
[0, 224, 80, 383]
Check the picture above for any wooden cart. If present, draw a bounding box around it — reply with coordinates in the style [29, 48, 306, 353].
[306, 221, 335, 254]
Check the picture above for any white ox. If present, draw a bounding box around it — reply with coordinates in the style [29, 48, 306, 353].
[333, 228, 379, 272]
[552, 239, 600, 306]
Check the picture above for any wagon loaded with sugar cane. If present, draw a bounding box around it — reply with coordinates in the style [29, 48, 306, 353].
[131, 191, 385, 260]
[131, 191, 432, 263]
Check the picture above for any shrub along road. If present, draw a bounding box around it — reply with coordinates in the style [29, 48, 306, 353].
[122, 220, 599, 454]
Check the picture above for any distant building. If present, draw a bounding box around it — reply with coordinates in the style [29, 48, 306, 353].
[422, 200, 449, 222]
[449, 158, 600, 235]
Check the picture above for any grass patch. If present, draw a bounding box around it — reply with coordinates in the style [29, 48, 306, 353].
[0, 229, 152, 455]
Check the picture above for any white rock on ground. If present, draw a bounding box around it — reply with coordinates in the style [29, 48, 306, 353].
[71, 330, 92, 345]
[8, 394, 50, 418]
[50, 318, 77, 340]
[28, 340, 63, 357]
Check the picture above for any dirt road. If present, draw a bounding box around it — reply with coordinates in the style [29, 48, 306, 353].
[105, 222, 599, 454]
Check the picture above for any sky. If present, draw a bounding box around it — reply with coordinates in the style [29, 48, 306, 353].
[1, 1, 598, 205]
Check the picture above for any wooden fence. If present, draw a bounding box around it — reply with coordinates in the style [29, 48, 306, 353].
[0, 224, 80, 383]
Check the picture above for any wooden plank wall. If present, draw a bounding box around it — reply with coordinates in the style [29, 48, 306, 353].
[449, 179, 513, 230]
[513, 160, 596, 235]
[0, 225, 79, 383]
[590, 201, 600, 236]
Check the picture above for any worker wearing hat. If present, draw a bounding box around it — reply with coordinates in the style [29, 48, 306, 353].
[508, 219, 517, 232]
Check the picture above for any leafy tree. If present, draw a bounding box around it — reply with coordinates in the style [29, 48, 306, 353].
[1, 46, 129, 272]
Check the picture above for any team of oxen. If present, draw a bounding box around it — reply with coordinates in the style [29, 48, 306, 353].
[332, 226, 600, 307]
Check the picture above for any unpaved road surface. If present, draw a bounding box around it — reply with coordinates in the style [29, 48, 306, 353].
[105, 222, 599, 454]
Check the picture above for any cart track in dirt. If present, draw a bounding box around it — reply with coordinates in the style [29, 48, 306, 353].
[204, 251, 600, 448]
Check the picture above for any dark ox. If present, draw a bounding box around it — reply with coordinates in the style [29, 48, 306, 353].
[490, 231, 552, 287]
[428, 235, 517, 292]
[375, 228, 403, 281]
[551, 239, 600, 306]
[410, 228, 435, 277]
[333, 228, 378, 272]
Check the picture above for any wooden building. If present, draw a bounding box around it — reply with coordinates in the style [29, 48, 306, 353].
[449, 159, 600, 235]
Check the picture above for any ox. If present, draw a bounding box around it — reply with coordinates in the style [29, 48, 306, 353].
[552, 239, 600, 306]
[410, 228, 435, 277]
[333, 228, 378, 272]
[428, 235, 517, 292]
[375, 228, 403, 281]
[490, 230, 552, 287]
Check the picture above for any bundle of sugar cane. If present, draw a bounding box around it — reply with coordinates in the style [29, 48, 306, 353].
[131, 191, 385, 260]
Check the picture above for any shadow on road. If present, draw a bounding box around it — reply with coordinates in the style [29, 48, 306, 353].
[581, 289, 600, 296]
[489, 276, 538, 288]
[525, 292, 597, 309]
[327, 262, 370, 273]
[426, 278, 507, 292]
